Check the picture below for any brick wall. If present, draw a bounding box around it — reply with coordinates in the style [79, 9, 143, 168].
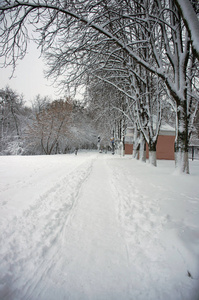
[125, 135, 175, 160]
[125, 144, 133, 155]
[146, 135, 175, 160]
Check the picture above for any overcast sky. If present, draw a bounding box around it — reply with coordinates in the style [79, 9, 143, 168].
[0, 41, 65, 106]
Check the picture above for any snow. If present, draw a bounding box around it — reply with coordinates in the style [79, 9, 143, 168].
[160, 122, 175, 132]
[0, 151, 199, 300]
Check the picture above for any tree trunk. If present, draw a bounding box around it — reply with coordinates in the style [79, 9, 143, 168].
[174, 0, 199, 60]
[148, 139, 157, 167]
[175, 103, 189, 174]
[132, 126, 139, 159]
[133, 141, 140, 159]
[139, 132, 146, 162]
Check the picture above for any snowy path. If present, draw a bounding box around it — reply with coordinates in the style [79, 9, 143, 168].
[0, 154, 132, 300]
[0, 152, 199, 300]
[0, 154, 96, 299]
[38, 157, 132, 300]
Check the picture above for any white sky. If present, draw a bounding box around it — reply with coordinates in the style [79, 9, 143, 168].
[0, 41, 66, 107]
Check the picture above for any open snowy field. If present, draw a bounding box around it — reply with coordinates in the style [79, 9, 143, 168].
[0, 151, 199, 300]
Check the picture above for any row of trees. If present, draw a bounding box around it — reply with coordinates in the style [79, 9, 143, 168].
[0, 87, 108, 155]
[0, 0, 199, 172]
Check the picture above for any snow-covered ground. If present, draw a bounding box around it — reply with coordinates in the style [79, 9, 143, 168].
[0, 151, 199, 300]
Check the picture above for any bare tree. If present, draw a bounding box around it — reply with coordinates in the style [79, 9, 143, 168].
[31, 94, 51, 114]
[0, 86, 26, 154]
[26, 99, 72, 154]
[174, 0, 199, 60]
[70, 101, 98, 151]
[0, 0, 198, 172]
[87, 78, 128, 152]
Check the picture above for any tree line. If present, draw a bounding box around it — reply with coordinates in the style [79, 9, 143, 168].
[0, 0, 199, 172]
[0, 86, 107, 155]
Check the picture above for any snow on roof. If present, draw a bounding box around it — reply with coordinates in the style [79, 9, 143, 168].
[160, 123, 175, 132]
[125, 122, 175, 137]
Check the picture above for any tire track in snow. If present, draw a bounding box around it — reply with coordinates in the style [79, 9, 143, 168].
[39, 156, 134, 300]
[0, 158, 95, 300]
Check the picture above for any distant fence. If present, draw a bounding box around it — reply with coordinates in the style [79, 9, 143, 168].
[188, 146, 199, 160]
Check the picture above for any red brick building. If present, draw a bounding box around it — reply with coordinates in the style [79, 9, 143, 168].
[125, 125, 175, 160]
